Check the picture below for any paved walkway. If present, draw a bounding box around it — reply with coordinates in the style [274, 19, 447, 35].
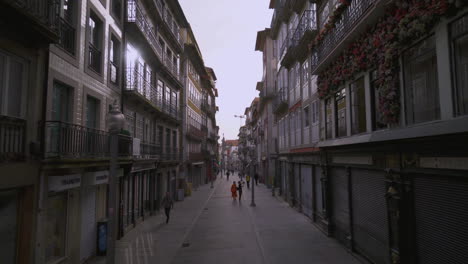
[95, 172, 362, 264]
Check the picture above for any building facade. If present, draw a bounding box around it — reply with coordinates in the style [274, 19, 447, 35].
[252, 0, 468, 263]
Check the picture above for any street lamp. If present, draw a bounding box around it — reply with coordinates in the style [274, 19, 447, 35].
[106, 101, 125, 264]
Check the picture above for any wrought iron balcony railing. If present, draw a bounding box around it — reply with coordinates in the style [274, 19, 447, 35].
[312, 0, 377, 72]
[7, 0, 59, 33]
[293, 10, 317, 45]
[43, 121, 132, 159]
[139, 141, 161, 159]
[88, 43, 101, 73]
[0, 115, 26, 162]
[58, 17, 75, 55]
[273, 87, 288, 113]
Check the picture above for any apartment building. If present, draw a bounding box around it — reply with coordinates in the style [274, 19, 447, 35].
[258, 0, 468, 263]
[122, 0, 187, 236]
[181, 28, 218, 189]
[0, 1, 59, 263]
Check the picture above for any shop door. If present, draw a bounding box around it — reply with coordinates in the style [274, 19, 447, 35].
[351, 169, 389, 264]
[301, 165, 313, 218]
[0, 189, 18, 264]
[80, 186, 96, 261]
[413, 175, 468, 264]
[314, 166, 323, 220]
[294, 164, 301, 207]
[330, 167, 350, 247]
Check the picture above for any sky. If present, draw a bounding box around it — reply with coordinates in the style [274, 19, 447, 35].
[179, 0, 273, 140]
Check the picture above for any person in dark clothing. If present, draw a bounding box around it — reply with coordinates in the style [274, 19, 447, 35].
[254, 173, 259, 186]
[237, 181, 243, 201]
[161, 192, 174, 224]
[227, 171, 230, 181]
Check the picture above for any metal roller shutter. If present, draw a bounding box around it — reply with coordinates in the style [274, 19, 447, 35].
[351, 169, 389, 264]
[80, 186, 96, 261]
[314, 166, 323, 218]
[330, 167, 350, 246]
[413, 175, 468, 264]
[301, 165, 313, 218]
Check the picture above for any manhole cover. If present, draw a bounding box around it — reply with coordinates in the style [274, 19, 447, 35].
[182, 242, 190, 248]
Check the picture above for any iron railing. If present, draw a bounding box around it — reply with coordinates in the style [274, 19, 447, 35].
[58, 17, 75, 55]
[313, 0, 377, 72]
[8, 0, 59, 31]
[139, 141, 161, 159]
[0, 115, 26, 161]
[293, 10, 317, 45]
[88, 43, 101, 73]
[43, 121, 133, 159]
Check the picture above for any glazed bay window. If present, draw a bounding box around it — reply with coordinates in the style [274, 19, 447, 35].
[109, 36, 120, 85]
[370, 70, 386, 130]
[451, 14, 468, 116]
[350, 77, 366, 134]
[325, 99, 332, 139]
[335, 88, 346, 137]
[302, 60, 310, 100]
[404, 36, 440, 124]
[88, 12, 103, 74]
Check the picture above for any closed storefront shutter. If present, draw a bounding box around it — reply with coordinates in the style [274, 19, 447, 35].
[314, 166, 323, 219]
[80, 186, 96, 261]
[351, 169, 389, 264]
[294, 164, 301, 206]
[281, 161, 287, 195]
[330, 167, 350, 246]
[413, 175, 468, 264]
[301, 165, 313, 218]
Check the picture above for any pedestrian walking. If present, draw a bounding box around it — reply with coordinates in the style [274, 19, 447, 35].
[254, 173, 259, 186]
[231, 181, 237, 201]
[161, 192, 174, 224]
[237, 181, 243, 201]
[227, 171, 230, 181]
[246, 174, 251, 189]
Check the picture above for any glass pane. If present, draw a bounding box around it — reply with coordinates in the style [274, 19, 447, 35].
[0, 189, 18, 264]
[351, 77, 366, 134]
[86, 96, 99, 129]
[45, 193, 67, 263]
[454, 35, 468, 115]
[0, 55, 5, 112]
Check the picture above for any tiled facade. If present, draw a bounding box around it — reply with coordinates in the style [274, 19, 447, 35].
[0, 0, 218, 263]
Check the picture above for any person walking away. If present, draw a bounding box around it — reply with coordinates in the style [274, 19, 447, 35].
[227, 171, 230, 181]
[237, 181, 243, 201]
[161, 192, 174, 224]
[254, 173, 259, 186]
[231, 182, 238, 201]
[246, 175, 251, 189]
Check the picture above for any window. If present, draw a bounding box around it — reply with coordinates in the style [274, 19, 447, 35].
[325, 99, 332, 139]
[289, 68, 295, 104]
[124, 109, 135, 136]
[52, 82, 72, 122]
[165, 128, 171, 152]
[157, 80, 164, 106]
[111, 0, 122, 21]
[158, 125, 163, 145]
[350, 77, 366, 134]
[172, 130, 177, 151]
[312, 100, 319, 124]
[451, 14, 468, 116]
[109, 36, 120, 84]
[0, 52, 27, 118]
[295, 64, 301, 100]
[58, 0, 76, 54]
[311, 75, 318, 95]
[335, 88, 346, 137]
[370, 70, 386, 130]
[302, 60, 310, 100]
[86, 95, 99, 129]
[88, 12, 103, 73]
[304, 106, 310, 127]
[404, 36, 439, 124]
[45, 193, 67, 263]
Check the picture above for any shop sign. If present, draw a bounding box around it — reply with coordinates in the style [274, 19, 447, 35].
[49, 174, 81, 192]
[192, 162, 204, 166]
[84, 171, 109, 185]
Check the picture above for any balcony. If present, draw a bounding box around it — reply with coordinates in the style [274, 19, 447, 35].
[273, 87, 288, 114]
[57, 17, 75, 55]
[43, 121, 132, 159]
[125, 67, 181, 123]
[126, 0, 181, 84]
[187, 125, 205, 141]
[162, 147, 179, 161]
[311, 0, 378, 74]
[279, 32, 295, 68]
[4, 0, 59, 41]
[293, 10, 317, 60]
[0, 115, 26, 162]
[138, 141, 161, 159]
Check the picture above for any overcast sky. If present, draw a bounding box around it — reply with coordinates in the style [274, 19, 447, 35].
[179, 0, 273, 141]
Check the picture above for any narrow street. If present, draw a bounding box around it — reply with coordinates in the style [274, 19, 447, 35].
[107, 172, 361, 264]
